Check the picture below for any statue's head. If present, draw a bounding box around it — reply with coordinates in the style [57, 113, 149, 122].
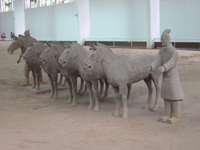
[24, 30, 30, 37]
[161, 29, 171, 47]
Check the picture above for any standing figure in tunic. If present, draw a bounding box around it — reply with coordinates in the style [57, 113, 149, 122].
[148, 29, 184, 124]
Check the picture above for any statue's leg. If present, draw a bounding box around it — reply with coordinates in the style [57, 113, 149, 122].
[21, 63, 31, 86]
[39, 67, 44, 84]
[31, 68, 36, 89]
[112, 86, 121, 117]
[86, 81, 94, 110]
[48, 74, 54, 98]
[77, 77, 84, 94]
[127, 84, 132, 106]
[101, 79, 109, 101]
[52, 74, 58, 100]
[151, 74, 161, 111]
[120, 84, 128, 119]
[166, 100, 181, 124]
[159, 99, 172, 122]
[66, 78, 73, 104]
[143, 78, 153, 110]
[92, 80, 100, 112]
[70, 77, 78, 106]
[99, 79, 104, 99]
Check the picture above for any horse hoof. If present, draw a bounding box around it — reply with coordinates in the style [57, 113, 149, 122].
[71, 102, 77, 106]
[93, 106, 99, 112]
[122, 114, 128, 119]
[88, 105, 93, 110]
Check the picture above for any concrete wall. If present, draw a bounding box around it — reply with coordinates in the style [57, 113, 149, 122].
[0, 11, 14, 40]
[25, 3, 77, 41]
[160, 0, 200, 42]
[89, 0, 148, 41]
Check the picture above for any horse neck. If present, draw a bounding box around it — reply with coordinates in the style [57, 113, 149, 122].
[34, 43, 45, 57]
[74, 45, 88, 63]
[53, 45, 64, 60]
[72, 46, 88, 71]
[100, 47, 118, 64]
[19, 38, 30, 53]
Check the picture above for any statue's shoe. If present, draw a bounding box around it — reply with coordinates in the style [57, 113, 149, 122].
[158, 116, 171, 123]
[166, 117, 181, 124]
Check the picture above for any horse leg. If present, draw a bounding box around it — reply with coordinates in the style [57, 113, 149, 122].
[143, 77, 153, 110]
[77, 77, 84, 94]
[70, 77, 78, 106]
[101, 79, 109, 101]
[21, 63, 31, 86]
[99, 79, 104, 99]
[58, 73, 63, 85]
[36, 69, 40, 90]
[31, 68, 36, 89]
[82, 84, 87, 95]
[52, 74, 58, 100]
[86, 81, 94, 110]
[39, 67, 44, 84]
[92, 80, 100, 112]
[66, 78, 73, 104]
[127, 84, 132, 106]
[120, 84, 128, 119]
[48, 74, 54, 98]
[112, 86, 121, 117]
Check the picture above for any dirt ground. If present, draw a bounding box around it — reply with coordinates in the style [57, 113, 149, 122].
[0, 41, 200, 150]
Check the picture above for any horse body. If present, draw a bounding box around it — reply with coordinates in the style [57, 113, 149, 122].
[84, 44, 161, 118]
[59, 43, 109, 112]
[7, 35, 43, 86]
[40, 43, 83, 105]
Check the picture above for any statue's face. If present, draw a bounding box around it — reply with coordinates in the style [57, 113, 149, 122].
[161, 33, 171, 47]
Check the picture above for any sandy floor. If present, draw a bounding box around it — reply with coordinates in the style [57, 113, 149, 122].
[0, 41, 200, 150]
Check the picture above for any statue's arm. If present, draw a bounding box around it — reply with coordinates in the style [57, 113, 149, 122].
[150, 51, 162, 70]
[163, 49, 178, 72]
[17, 52, 23, 63]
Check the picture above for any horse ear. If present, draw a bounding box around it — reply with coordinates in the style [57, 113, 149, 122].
[27, 41, 34, 46]
[46, 42, 51, 47]
[13, 35, 18, 40]
[89, 42, 93, 51]
[18, 34, 25, 37]
[92, 43, 97, 50]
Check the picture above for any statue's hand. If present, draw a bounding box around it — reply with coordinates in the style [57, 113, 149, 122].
[147, 65, 152, 72]
[158, 66, 165, 73]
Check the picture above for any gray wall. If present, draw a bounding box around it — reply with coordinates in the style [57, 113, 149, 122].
[89, 0, 148, 41]
[25, 3, 77, 41]
[160, 0, 200, 42]
[0, 11, 14, 40]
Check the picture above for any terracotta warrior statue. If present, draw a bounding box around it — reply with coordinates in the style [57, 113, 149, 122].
[148, 29, 185, 124]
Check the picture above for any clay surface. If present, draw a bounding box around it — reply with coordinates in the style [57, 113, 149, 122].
[39, 43, 83, 105]
[59, 42, 109, 112]
[23, 42, 62, 99]
[149, 29, 184, 124]
[1, 41, 200, 150]
[84, 43, 161, 118]
[7, 34, 42, 86]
